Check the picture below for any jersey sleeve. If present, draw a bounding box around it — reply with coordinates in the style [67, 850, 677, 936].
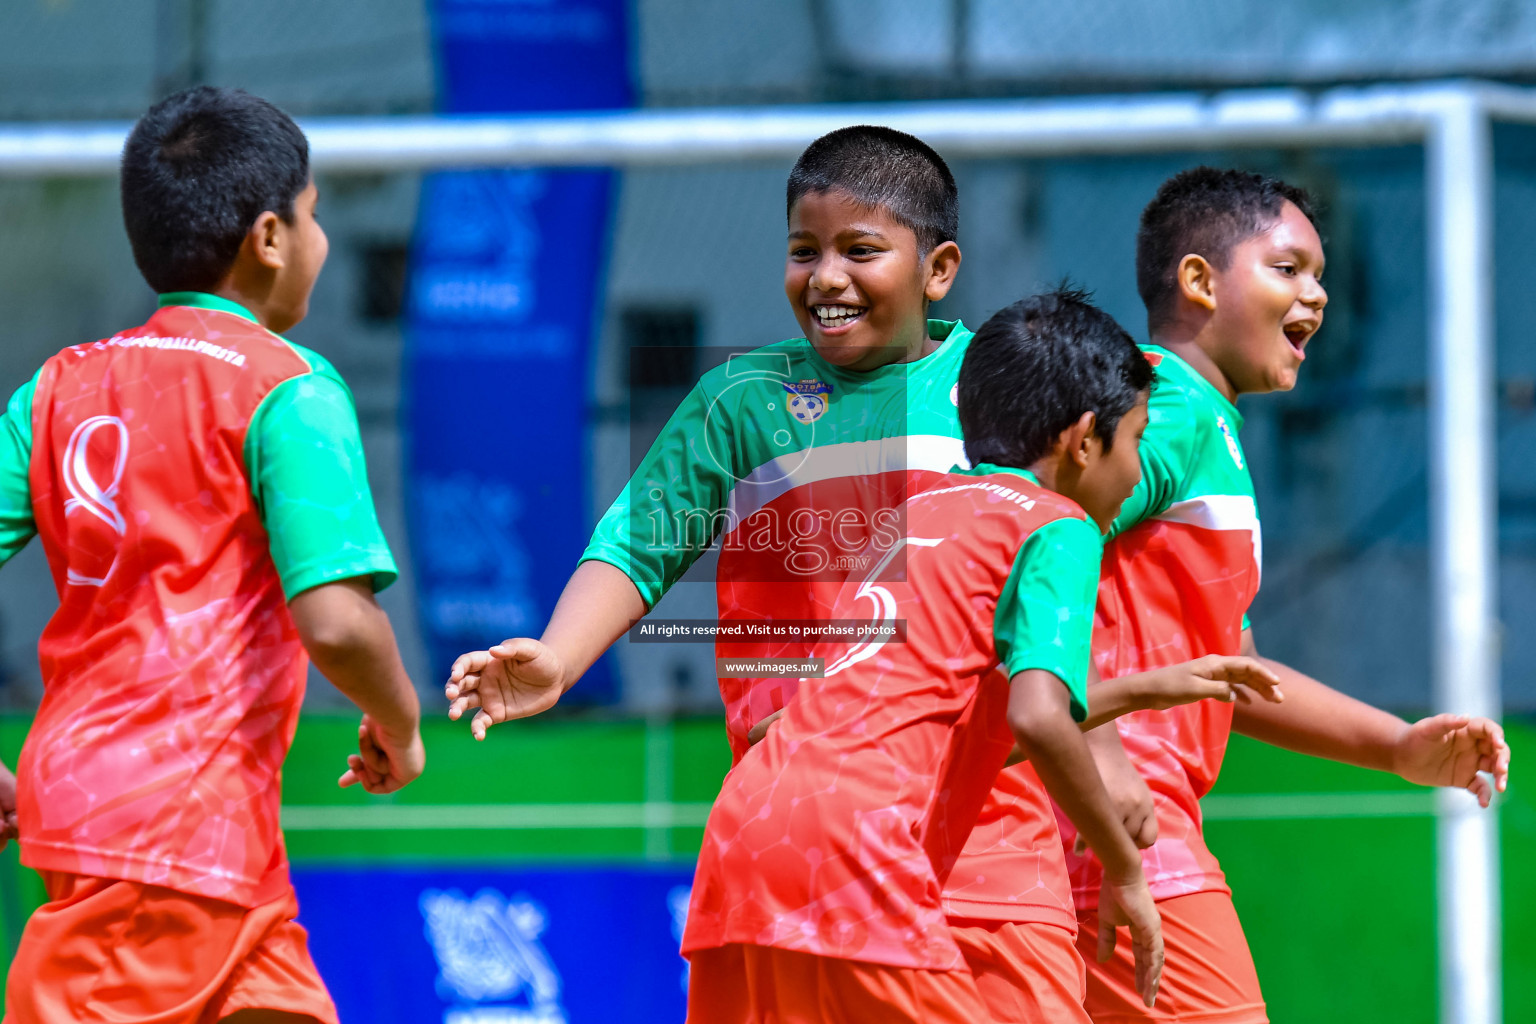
[0, 370, 40, 566]
[1107, 383, 1197, 539]
[993, 515, 1104, 722]
[581, 380, 734, 609]
[245, 356, 398, 599]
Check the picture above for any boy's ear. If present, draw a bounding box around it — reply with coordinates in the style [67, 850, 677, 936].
[1063, 410, 1098, 469]
[923, 241, 962, 303]
[246, 210, 285, 271]
[1177, 253, 1217, 313]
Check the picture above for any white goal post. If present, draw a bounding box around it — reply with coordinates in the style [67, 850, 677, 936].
[0, 79, 1517, 1024]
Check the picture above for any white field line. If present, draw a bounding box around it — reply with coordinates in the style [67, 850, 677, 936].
[1201, 791, 1435, 821]
[280, 792, 1435, 831]
[281, 801, 715, 832]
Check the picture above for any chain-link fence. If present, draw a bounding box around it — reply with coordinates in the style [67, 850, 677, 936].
[14, 0, 1536, 120]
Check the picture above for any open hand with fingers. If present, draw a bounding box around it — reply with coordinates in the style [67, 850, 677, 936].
[1391, 713, 1510, 807]
[446, 638, 569, 740]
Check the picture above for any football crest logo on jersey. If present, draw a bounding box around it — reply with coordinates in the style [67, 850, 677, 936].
[783, 378, 832, 424]
[1216, 414, 1244, 469]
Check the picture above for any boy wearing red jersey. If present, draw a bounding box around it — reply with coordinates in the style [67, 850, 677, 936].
[1064, 168, 1511, 1024]
[0, 88, 424, 1023]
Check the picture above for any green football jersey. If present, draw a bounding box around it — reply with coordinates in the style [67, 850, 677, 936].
[1063, 343, 1263, 909]
[583, 319, 972, 757]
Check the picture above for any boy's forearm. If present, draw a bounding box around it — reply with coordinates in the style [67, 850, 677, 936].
[1232, 633, 1403, 773]
[1083, 719, 1134, 767]
[538, 560, 647, 690]
[1079, 658, 1143, 732]
[1079, 674, 1151, 730]
[1231, 660, 1404, 772]
[1009, 671, 1143, 879]
[317, 637, 421, 739]
[291, 580, 420, 738]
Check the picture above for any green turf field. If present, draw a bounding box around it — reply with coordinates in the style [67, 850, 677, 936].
[2, 713, 1530, 1021]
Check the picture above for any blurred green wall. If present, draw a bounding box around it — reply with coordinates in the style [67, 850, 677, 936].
[1, 715, 1530, 1022]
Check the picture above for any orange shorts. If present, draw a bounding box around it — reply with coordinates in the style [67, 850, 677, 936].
[3, 871, 338, 1024]
[950, 918, 1090, 1024]
[685, 943, 988, 1024]
[1076, 890, 1267, 1024]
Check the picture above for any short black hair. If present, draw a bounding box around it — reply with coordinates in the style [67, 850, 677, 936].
[787, 125, 958, 255]
[121, 86, 309, 293]
[1136, 166, 1316, 330]
[959, 286, 1152, 469]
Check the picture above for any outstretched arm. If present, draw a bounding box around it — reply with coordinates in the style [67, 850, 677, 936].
[290, 577, 424, 793]
[1232, 629, 1509, 805]
[445, 560, 646, 738]
[538, 560, 647, 688]
[1079, 655, 1282, 730]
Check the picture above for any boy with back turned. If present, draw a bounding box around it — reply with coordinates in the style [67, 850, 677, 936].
[0, 87, 423, 1023]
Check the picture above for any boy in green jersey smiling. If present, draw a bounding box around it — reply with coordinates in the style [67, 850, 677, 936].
[447, 124, 970, 741]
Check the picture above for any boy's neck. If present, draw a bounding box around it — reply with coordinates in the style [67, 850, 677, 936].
[1149, 323, 1239, 404]
[895, 321, 943, 366]
[207, 279, 286, 333]
[842, 316, 942, 373]
[1026, 452, 1072, 500]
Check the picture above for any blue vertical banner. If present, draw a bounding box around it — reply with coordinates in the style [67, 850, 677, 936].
[407, 0, 632, 696]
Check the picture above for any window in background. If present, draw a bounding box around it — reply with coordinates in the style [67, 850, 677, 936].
[358, 243, 411, 323]
[623, 306, 701, 467]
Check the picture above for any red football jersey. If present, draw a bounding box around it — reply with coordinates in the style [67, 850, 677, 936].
[16, 303, 315, 907]
[1055, 347, 1262, 909]
[682, 468, 1101, 970]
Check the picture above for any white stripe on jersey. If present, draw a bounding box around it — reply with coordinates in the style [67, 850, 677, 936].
[1155, 494, 1263, 579]
[721, 434, 969, 537]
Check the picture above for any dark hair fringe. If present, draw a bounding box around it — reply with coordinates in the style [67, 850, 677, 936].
[787, 125, 958, 255]
[959, 284, 1153, 469]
